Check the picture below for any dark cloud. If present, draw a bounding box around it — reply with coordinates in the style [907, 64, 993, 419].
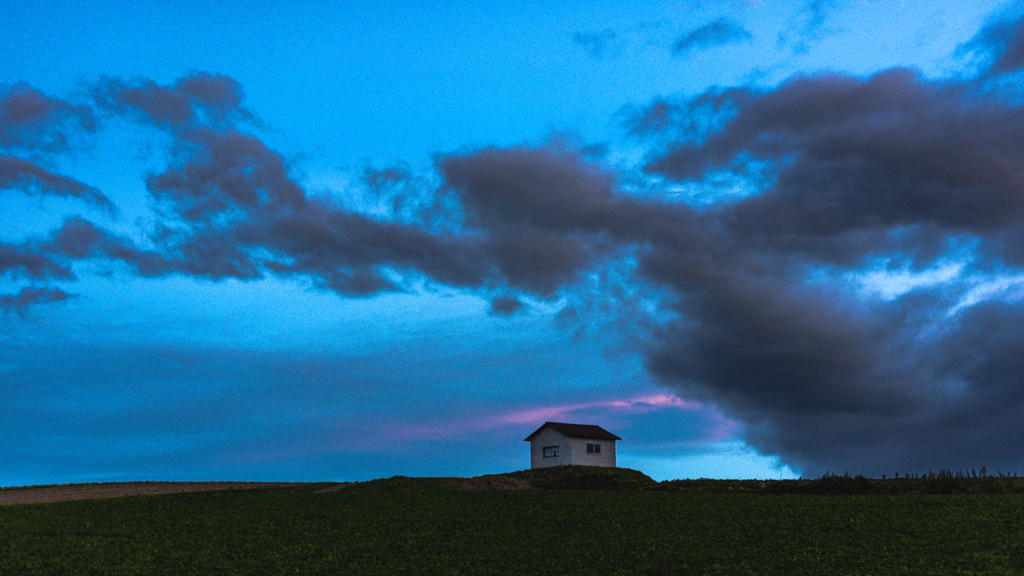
[145, 129, 306, 222]
[623, 57, 1024, 474]
[682, 296, 1024, 476]
[640, 264, 953, 476]
[440, 146, 618, 230]
[621, 100, 686, 138]
[672, 18, 752, 57]
[0, 83, 96, 152]
[572, 29, 620, 59]
[435, 144, 706, 296]
[0, 241, 73, 281]
[254, 201, 490, 294]
[29, 142, 488, 294]
[91, 72, 254, 131]
[0, 156, 115, 212]
[44, 217, 177, 278]
[7, 75, 633, 310]
[0, 84, 111, 212]
[0, 286, 77, 316]
[619, 88, 753, 147]
[361, 162, 459, 229]
[489, 296, 524, 316]
[437, 146, 620, 295]
[29, 76, 492, 296]
[645, 68, 1024, 266]
[143, 129, 490, 293]
[960, 13, 1024, 78]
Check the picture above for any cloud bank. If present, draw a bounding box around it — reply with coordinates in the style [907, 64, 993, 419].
[8, 14, 1024, 475]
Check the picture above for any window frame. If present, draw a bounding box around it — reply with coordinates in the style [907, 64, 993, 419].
[586, 443, 601, 455]
[542, 446, 559, 458]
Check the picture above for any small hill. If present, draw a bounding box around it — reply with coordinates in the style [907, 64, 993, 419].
[492, 466, 657, 490]
[348, 466, 656, 491]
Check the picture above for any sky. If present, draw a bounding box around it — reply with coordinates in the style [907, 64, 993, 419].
[4, 0, 1024, 486]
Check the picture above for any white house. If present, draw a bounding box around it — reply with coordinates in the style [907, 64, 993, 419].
[524, 422, 620, 469]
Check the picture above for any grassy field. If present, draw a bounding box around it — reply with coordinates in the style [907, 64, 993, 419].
[3, 469, 1024, 575]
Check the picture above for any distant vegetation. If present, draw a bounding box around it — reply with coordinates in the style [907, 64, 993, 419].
[493, 465, 1024, 495]
[660, 469, 1024, 495]
[4, 467, 1024, 574]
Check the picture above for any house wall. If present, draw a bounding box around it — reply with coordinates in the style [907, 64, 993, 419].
[568, 437, 616, 467]
[529, 428, 573, 468]
[529, 428, 617, 468]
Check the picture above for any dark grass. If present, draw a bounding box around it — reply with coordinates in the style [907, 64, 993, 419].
[3, 472, 1024, 575]
[497, 465, 1024, 495]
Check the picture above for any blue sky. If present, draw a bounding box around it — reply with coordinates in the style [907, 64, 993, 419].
[4, 0, 1024, 486]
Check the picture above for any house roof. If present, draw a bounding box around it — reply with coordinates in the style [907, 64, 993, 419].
[524, 422, 621, 442]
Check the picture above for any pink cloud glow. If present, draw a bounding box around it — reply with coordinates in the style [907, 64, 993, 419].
[498, 392, 704, 426]
[300, 392, 740, 457]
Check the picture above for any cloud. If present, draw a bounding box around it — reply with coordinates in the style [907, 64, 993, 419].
[71, 77, 493, 295]
[0, 240, 73, 281]
[960, 13, 1024, 78]
[644, 68, 1024, 265]
[43, 217, 177, 278]
[8, 76, 635, 310]
[0, 83, 112, 213]
[91, 72, 254, 131]
[33, 142, 488, 294]
[624, 59, 1024, 474]
[0, 156, 115, 212]
[0, 286, 76, 316]
[489, 295, 523, 316]
[572, 29, 620, 59]
[437, 145, 625, 295]
[0, 83, 96, 153]
[672, 18, 752, 57]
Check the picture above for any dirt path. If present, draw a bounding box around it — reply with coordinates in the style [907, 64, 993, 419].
[0, 482, 307, 505]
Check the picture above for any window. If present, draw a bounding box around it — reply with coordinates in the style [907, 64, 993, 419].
[587, 443, 601, 455]
[543, 446, 559, 458]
